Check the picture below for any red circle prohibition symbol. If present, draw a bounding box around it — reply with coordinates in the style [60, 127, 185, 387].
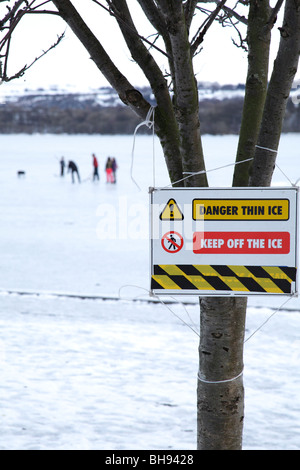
[161, 231, 184, 253]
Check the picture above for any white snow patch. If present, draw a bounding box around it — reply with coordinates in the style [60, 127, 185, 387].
[0, 133, 300, 450]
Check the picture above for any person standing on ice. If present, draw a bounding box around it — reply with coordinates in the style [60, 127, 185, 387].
[68, 160, 81, 183]
[92, 153, 99, 181]
[105, 157, 114, 183]
[60, 156, 65, 177]
[111, 157, 118, 183]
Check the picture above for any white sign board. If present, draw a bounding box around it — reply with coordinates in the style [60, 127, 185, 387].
[150, 187, 298, 296]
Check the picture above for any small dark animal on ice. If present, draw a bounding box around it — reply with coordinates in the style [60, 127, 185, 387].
[17, 171, 26, 177]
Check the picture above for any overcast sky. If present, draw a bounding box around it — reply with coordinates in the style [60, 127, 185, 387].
[1, 0, 287, 92]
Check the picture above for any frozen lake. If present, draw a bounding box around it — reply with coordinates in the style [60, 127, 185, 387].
[1, 133, 300, 450]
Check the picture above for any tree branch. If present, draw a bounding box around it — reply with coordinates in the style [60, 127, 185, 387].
[23, 9, 61, 16]
[92, 0, 170, 59]
[136, 0, 177, 88]
[233, 0, 271, 186]
[191, 0, 227, 56]
[155, 1, 208, 186]
[1, 31, 64, 82]
[136, 0, 166, 36]
[95, 0, 184, 183]
[51, 0, 153, 118]
[216, 1, 248, 25]
[0, 0, 63, 82]
[184, 0, 198, 31]
[250, 0, 300, 187]
[106, 0, 179, 126]
[0, 0, 25, 28]
[196, 1, 248, 25]
[264, 0, 285, 32]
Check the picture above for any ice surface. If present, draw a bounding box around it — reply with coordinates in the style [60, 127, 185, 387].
[1, 133, 300, 450]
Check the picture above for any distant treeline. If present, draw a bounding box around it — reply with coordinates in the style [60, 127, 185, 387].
[0, 93, 299, 135]
[0, 102, 141, 134]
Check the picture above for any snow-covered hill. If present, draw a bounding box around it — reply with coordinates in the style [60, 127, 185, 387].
[0, 81, 245, 106]
[0, 81, 299, 135]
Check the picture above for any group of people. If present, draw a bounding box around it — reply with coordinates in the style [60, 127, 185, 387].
[104, 156, 118, 183]
[59, 154, 118, 184]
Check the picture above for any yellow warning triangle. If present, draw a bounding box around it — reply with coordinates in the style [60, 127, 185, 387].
[159, 199, 184, 221]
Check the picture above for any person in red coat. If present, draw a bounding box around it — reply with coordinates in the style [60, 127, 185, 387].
[92, 153, 99, 181]
[105, 157, 114, 183]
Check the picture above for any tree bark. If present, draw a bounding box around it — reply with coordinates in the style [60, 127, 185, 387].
[197, 297, 246, 450]
[233, 0, 271, 187]
[249, 0, 300, 187]
[157, 1, 208, 187]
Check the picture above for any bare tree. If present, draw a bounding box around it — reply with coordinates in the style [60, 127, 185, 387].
[1, 0, 299, 450]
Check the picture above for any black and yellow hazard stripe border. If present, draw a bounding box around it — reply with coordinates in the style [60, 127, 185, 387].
[151, 264, 297, 295]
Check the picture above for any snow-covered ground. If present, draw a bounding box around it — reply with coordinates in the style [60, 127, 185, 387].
[1, 133, 300, 450]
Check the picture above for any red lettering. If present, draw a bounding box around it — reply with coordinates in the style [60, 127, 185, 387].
[193, 232, 290, 254]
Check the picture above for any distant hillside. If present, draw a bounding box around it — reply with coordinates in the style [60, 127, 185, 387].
[0, 82, 299, 135]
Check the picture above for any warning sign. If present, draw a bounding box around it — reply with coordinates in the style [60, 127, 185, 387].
[193, 199, 289, 220]
[193, 232, 290, 254]
[151, 264, 297, 294]
[150, 187, 298, 296]
[160, 199, 184, 221]
[161, 231, 184, 253]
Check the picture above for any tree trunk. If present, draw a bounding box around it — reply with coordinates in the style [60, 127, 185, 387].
[233, 0, 271, 187]
[199, 5, 272, 449]
[197, 297, 246, 450]
[158, 1, 208, 187]
[250, 0, 300, 187]
[197, 0, 300, 450]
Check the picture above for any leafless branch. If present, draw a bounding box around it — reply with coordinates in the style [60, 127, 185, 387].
[26, 0, 60, 15]
[1, 31, 64, 82]
[196, 1, 248, 25]
[136, 0, 167, 36]
[0, 1, 63, 83]
[92, 0, 170, 59]
[0, 0, 26, 28]
[221, 4, 248, 25]
[265, 0, 285, 31]
[191, 0, 228, 56]
[184, 0, 198, 30]
[231, 21, 247, 51]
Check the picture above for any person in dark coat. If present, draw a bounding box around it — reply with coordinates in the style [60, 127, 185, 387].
[68, 160, 80, 183]
[111, 157, 118, 183]
[60, 157, 65, 177]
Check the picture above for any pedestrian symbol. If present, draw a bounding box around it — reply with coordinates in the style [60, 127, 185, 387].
[161, 231, 184, 253]
[159, 199, 184, 221]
